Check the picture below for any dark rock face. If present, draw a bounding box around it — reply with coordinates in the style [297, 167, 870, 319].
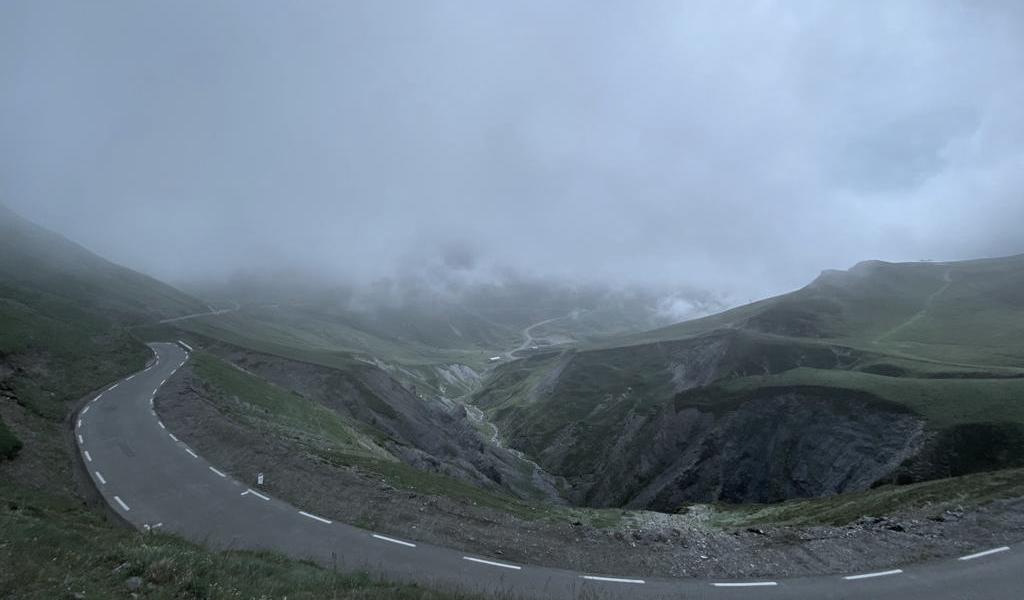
[890, 421, 1024, 484]
[552, 388, 926, 510]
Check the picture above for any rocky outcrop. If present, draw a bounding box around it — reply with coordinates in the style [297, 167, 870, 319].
[889, 422, 1024, 484]
[542, 386, 926, 510]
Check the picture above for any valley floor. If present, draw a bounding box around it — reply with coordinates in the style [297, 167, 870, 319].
[156, 356, 1024, 580]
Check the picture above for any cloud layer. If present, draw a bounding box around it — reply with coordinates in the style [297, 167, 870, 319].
[2, 1, 1022, 301]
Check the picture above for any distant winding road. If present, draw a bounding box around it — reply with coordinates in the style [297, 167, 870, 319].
[506, 315, 567, 358]
[75, 342, 1023, 599]
[158, 301, 238, 324]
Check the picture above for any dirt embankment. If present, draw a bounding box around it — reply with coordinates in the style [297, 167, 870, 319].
[156, 351, 1024, 579]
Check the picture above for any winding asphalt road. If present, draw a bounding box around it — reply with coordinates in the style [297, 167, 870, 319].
[76, 342, 1023, 599]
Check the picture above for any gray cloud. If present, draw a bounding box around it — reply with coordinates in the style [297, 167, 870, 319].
[1, 0, 1022, 304]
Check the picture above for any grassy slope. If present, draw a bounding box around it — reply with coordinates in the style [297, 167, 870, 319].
[180, 307, 497, 369]
[0, 204, 205, 324]
[0, 207, 472, 598]
[191, 351, 393, 460]
[0, 204, 206, 419]
[192, 351, 603, 521]
[607, 256, 1024, 365]
[472, 256, 1024, 509]
[173, 307, 499, 400]
[0, 292, 149, 419]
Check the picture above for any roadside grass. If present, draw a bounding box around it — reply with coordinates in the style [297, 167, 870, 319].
[708, 468, 1024, 528]
[0, 293, 148, 420]
[0, 483, 482, 600]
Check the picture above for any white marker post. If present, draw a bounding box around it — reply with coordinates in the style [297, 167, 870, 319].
[257, 472, 264, 486]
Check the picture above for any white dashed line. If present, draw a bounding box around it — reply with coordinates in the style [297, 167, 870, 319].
[184, 448, 198, 458]
[209, 466, 226, 477]
[299, 511, 332, 524]
[127, 374, 135, 381]
[712, 582, 778, 587]
[241, 489, 270, 501]
[581, 575, 643, 584]
[94, 471, 106, 485]
[169, 433, 179, 442]
[76, 419, 82, 429]
[959, 547, 1010, 561]
[843, 569, 903, 580]
[81, 406, 89, 415]
[108, 383, 119, 391]
[150, 409, 156, 417]
[161, 378, 167, 386]
[373, 534, 417, 548]
[158, 421, 166, 429]
[84, 450, 92, 462]
[114, 496, 130, 511]
[464, 557, 522, 571]
[77, 434, 83, 444]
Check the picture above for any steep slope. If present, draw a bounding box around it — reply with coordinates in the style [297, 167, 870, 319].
[0, 204, 205, 419]
[472, 256, 1024, 510]
[189, 342, 561, 502]
[0, 204, 205, 324]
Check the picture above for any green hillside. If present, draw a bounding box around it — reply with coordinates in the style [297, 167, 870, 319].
[473, 256, 1024, 510]
[0, 204, 206, 418]
[609, 256, 1024, 366]
[0, 204, 206, 324]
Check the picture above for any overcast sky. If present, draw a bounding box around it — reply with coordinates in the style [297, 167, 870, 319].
[2, 1, 1023, 301]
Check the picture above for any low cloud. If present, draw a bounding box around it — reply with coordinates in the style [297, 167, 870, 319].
[2, 0, 1022, 302]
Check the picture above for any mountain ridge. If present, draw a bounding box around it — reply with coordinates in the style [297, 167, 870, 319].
[472, 253, 1024, 509]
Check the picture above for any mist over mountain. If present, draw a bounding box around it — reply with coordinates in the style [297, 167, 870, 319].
[189, 264, 726, 332]
[3, 1, 1024, 302]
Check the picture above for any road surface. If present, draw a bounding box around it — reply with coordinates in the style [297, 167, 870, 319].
[75, 342, 1023, 599]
